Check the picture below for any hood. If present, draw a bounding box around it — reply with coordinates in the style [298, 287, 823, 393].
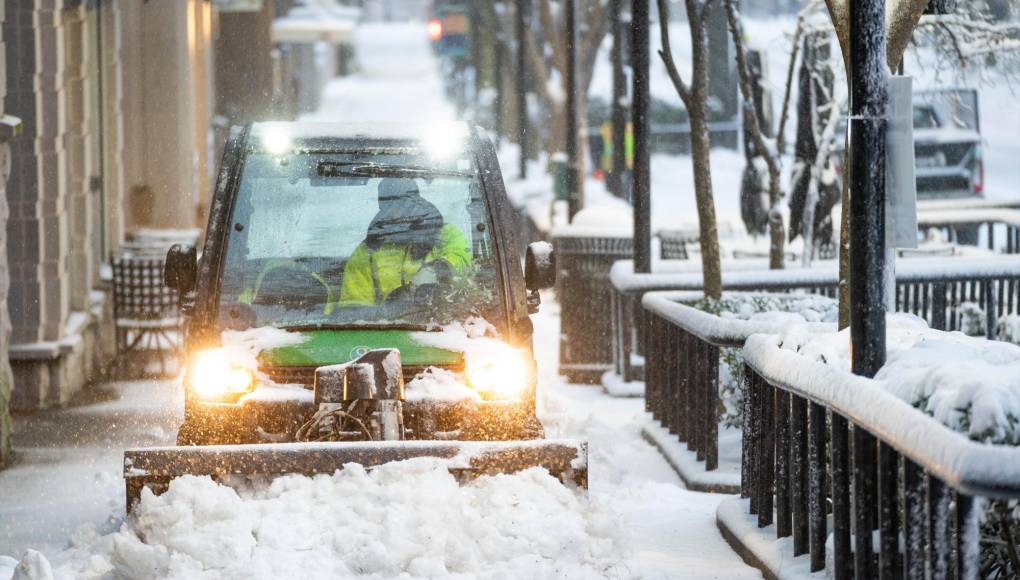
[259, 329, 464, 368]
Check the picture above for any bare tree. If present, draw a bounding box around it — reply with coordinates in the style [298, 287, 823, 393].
[723, 0, 806, 269]
[656, 0, 723, 299]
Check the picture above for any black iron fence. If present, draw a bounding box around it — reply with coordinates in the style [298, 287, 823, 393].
[739, 335, 1020, 578]
[642, 292, 834, 473]
[610, 257, 1020, 384]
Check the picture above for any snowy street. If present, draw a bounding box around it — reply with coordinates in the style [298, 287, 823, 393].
[4, 2, 1019, 579]
[0, 20, 759, 580]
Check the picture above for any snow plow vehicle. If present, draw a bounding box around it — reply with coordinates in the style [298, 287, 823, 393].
[124, 122, 586, 510]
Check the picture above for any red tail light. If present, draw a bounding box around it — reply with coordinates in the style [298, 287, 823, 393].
[427, 18, 443, 42]
[973, 149, 984, 195]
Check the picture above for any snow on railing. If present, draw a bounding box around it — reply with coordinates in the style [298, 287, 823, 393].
[608, 256, 1020, 386]
[738, 334, 1020, 577]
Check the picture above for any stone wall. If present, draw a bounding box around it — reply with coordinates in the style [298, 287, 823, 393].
[0, 0, 13, 465]
[4, 0, 114, 411]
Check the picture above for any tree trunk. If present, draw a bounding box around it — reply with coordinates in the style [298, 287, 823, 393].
[767, 173, 786, 269]
[690, 26, 723, 299]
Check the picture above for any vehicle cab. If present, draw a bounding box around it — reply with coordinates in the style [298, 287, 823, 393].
[164, 122, 553, 445]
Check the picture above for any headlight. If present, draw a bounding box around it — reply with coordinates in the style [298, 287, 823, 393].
[188, 348, 255, 402]
[466, 349, 531, 399]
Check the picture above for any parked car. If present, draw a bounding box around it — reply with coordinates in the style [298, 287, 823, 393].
[913, 88, 983, 200]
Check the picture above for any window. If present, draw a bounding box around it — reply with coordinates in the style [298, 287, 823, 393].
[218, 151, 503, 330]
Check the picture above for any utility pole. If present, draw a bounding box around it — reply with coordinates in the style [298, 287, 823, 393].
[848, 0, 887, 578]
[610, 0, 629, 200]
[565, 0, 581, 221]
[516, 0, 530, 179]
[631, 0, 651, 273]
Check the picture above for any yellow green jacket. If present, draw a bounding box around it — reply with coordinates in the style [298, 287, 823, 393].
[339, 224, 471, 306]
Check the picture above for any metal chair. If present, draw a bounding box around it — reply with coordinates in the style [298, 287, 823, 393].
[111, 256, 182, 377]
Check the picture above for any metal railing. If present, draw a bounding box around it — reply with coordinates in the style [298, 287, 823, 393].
[610, 257, 1020, 384]
[917, 208, 1020, 253]
[740, 335, 1020, 578]
[642, 292, 834, 472]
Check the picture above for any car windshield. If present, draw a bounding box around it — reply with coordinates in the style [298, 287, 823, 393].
[218, 149, 504, 331]
[913, 90, 979, 131]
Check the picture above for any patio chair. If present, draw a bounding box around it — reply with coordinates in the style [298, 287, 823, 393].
[111, 256, 182, 377]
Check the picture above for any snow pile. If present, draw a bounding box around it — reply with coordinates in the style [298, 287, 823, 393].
[404, 368, 480, 403]
[528, 241, 555, 269]
[776, 314, 1020, 444]
[3, 551, 52, 580]
[221, 327, 311, 374]
[52, 461, 626, 580]
[711, 294, 839, 324]
[999, 314, 1020, 346]
[412, 320, 524, 376]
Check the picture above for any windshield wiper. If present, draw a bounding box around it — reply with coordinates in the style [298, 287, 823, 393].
[317, 161, 472, 179]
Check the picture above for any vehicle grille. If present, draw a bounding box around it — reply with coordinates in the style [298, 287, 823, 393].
[262, 365, 457, 388]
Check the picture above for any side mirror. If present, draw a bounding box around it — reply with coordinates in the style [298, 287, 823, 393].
[164, 244, 198, 300]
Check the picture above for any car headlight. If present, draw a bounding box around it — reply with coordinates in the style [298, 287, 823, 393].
[466, 349, 532, 399]
[188, 348, 256, 402]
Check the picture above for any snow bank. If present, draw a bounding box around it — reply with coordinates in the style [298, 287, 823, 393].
[53, 461, 626, 580]
[4, 551, 52, 580]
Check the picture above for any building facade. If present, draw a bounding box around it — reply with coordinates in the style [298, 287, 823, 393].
[0, 0, 348, 466]
[1, 0, 227, 417]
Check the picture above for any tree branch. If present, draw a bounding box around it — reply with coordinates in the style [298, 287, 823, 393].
[655, 0, 691, 106]
[723, 0, 778, 175]
[775, 14, 807, 160]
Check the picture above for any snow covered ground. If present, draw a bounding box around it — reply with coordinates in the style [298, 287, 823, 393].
[0, 20, 761, 580]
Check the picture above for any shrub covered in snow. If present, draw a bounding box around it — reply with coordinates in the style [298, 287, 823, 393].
[695, 294, 838, 428]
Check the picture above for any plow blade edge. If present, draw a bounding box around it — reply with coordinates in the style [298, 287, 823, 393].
[124, 439, 587, 511]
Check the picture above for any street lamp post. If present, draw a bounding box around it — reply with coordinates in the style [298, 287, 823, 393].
[848, 0, 888, 577]
[516, 0, 530, 179]
[631, 0, 651, 273]
[610, 0, 629, 201]
[565, 0, 581, 221]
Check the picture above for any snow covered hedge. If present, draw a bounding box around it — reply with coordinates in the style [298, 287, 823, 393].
[703, 294, 838, 428]
[769, 314, 1020, 577]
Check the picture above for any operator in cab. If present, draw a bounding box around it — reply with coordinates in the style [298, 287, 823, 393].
[339, 178, 471, 306]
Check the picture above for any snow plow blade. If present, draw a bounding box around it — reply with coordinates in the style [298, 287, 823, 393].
[124, 439, 587, 511]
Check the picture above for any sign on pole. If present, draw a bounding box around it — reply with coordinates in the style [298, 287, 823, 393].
[886, 76, 918, 250]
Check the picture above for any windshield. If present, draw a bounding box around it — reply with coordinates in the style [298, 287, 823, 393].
[218, 150, 504, 331]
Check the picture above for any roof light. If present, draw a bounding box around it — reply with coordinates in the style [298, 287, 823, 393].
[262, 126, 292, 156]
[424, 123, 467, 160]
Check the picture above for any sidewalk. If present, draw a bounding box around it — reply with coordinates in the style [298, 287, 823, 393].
[0, 379, 181, 557]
